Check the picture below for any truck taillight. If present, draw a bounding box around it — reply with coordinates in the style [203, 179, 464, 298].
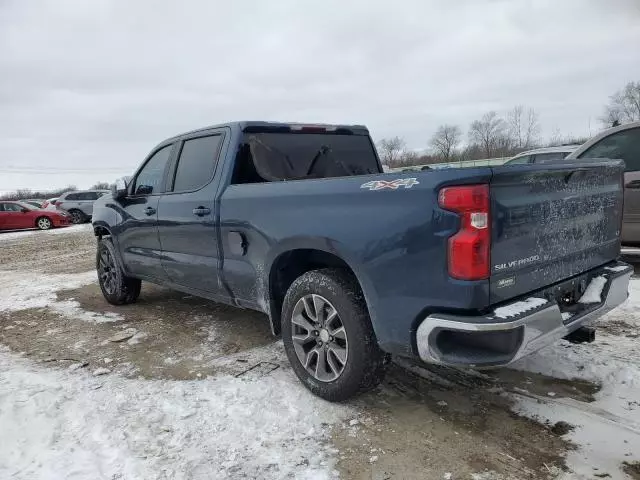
[438, 184, 490, 280]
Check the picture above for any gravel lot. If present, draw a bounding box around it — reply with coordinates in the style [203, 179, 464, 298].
[1, 225, 638, 480]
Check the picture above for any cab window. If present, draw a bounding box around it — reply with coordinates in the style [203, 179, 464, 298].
[133, 145, 173, 195]
[579, 128, 640, 172]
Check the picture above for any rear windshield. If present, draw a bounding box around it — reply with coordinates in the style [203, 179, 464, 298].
[232, 133, 380, 184]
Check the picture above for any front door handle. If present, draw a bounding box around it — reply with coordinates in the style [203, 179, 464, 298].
[625, 180, 640, 189]
[144, 207, 156, 216]
[192, 206, 211, 217]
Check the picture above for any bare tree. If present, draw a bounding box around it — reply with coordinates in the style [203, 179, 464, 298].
[601, 107, 623, 128]
[0, 185, 77, 201]
[508, 105, 540, 149]
[468, 111, 507, 158]
[377, 136, 406, 166]
[548, 127, 563, 146]
[430, 124, 462, 161]
[601, 81, 640, 127]
[396, 150, 422, 167]
[91, 181, 111, 190]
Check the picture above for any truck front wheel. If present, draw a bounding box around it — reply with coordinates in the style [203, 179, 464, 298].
[96, 238, 141, 305]
[281, 268, 386, 401]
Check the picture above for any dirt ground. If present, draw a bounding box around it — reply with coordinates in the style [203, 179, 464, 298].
[1, 225, 637, 479]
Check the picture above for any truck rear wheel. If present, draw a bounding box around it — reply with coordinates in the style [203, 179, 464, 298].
[281, 268, 386, 401]
[97, 238, 141, 305]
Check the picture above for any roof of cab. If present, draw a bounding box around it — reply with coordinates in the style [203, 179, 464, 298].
[164, 121, 370, 143]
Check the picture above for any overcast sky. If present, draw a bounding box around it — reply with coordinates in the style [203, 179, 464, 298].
[1, 0, 639, 193]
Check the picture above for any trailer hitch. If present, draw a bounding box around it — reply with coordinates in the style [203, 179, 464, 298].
[564, 326, 596, 344]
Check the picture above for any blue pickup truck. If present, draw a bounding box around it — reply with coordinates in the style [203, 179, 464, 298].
[92, 121, 632, 401]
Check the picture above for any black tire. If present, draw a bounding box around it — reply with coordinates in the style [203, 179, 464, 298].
[68, 209, 86, 224]
[35, 216, 52, 230]
[96, 237, 141, 305]
[282, 268, 386, 402]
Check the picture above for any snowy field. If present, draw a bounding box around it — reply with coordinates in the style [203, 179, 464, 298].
[0, 227, 639, 479]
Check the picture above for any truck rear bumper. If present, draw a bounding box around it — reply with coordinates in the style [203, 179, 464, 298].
[416, 262, 632, 368]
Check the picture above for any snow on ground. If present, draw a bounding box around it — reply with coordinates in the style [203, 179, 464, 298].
[45, 224, 93, 235]
[0, 229, 39, 241]
[0, 224, 91, 242]
[0, 268, 124, 323]
[510, 278, 640, 479]
[0, 346, 349, 480]
[0, 269, 104, 318]
[0, 266, 351, 479]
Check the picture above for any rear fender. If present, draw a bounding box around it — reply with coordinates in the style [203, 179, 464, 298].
[264, 236, 381, 338]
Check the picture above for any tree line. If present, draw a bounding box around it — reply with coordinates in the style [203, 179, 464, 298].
[2, 81, 639, 197]
[378, 80, 640, 168]
[0, 182, 112, 201]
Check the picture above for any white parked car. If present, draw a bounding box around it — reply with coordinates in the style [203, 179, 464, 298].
[41, 198, 60, 211]
[504, 145, 581, 165]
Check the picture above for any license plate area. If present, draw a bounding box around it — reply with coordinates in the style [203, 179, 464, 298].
[545, 271, 605, 325]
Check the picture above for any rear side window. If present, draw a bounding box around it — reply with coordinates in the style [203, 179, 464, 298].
[533, 152, 568, 164]
[231, 133, 380, 184]
[506, 155, 531, 165]
[75, 192, 96, 200]
[0, 203, 23, 212]
[172, 135, 222, 192]
[579, 128, 640, 172]
[134, 145, 173, 195]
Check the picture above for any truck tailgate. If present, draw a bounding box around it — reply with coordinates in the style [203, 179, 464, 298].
[489, 160, 625, 304]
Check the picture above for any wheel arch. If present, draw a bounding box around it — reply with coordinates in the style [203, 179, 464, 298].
[265, 240, 378, 337]
[93, 222, 127, 274]
[93, 222, 112, 238]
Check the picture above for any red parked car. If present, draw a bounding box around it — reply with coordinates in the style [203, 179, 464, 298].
[0, 201, 71, 231]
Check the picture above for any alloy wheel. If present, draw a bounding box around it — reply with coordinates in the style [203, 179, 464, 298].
[70, 211, 83, 224]
[37, 217, 51, 230]
[291, 294, 348, 382]
[98, 247, 118, 295]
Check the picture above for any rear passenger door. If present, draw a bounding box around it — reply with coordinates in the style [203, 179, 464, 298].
[76, 192, 97, 217]
[157, 130, 227, 296]
[578, 127, 640, 243]
[81, 191, 101, 216]
[0, 203, 30, 229]
[0, 203, 14, 229]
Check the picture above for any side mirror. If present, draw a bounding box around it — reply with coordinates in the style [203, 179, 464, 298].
[21, 208, 30, 213]
[112, 177, 130, 199]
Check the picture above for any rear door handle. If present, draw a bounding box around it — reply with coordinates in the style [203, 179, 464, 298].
[625, 180, 640, 189]
[144, 207, 156, 216]
[192, 206, 211, 216]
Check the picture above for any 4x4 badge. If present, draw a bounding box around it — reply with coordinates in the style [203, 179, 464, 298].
[360, 178, 419, 191]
